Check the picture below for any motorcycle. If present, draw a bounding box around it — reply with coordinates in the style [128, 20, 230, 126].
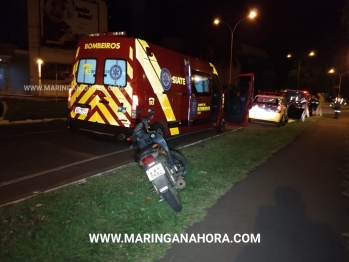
[131, 109, 187, 212]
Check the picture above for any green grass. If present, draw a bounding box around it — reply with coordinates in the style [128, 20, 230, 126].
[2, 99, 67, 121]
[0, 118, 320, 262]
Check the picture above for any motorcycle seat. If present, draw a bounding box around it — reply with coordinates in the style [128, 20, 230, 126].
[136, 143, 162, 161]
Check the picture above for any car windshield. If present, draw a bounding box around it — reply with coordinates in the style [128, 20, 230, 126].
[254, 96, 278, 104]
[285, 91, 304, 103]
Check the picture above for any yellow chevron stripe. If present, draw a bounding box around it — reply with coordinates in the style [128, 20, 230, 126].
[209, 62, 218, 75]
[135, 39, 176, 121]
[125, 83, 132, 103]
[70, 61, 79, 89]
[98, 105, 120, 125]
[83, 110, 98, 121]
[73, 61, 79, 74]
[71, 84, 86, 102]
[127, 61, 133, 81]
[106, 86, 132, 116]
[71, 44, 134, 127]
[75, 47, 80, 59]
[77, 86, 95, 104]
[170, 128, 179, 135]
[129, 46, 133, 61]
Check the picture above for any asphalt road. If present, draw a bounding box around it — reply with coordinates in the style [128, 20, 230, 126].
[0, 120, 233, 205]
[157, 105, 349, 261]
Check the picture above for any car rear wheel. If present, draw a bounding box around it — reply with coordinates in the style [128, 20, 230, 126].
[277, 114, 286, 127]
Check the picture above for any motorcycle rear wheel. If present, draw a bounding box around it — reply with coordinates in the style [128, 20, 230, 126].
[162, 185, 182, 212]
[170, 150, 188, 176]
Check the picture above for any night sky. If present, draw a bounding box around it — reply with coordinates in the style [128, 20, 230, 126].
[106, 0, 349, 91]
[0, 0, 348, 92]
[107, 0, 346, 53]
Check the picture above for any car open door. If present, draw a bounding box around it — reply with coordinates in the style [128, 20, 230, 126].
[224, 73, 254, 127]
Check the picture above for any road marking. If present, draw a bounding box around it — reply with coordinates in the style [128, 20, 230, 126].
[0, 127, 243, 205]
[181, 127, 242, 148]
[0, 147, 133, 187]
[0, 162, 138, 207]
[0, 127, 215, 188]
[0, 129, 66, 138]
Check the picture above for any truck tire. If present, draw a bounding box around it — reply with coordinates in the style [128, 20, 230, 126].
[151, 122, 166, 138]
[215, 116, 226, 133]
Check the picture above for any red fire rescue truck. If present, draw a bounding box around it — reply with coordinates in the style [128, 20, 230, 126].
[67, 32, 254, 140]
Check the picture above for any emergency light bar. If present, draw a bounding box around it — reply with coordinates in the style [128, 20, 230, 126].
[88, 32, 127, 37]
[112, 31, 127, 36]
[89, 33, 101, 37]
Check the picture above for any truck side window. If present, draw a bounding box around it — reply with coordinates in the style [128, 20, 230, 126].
[192, 71, 210, 96]
[76, 59, 97, 84]
[104, 59, 127, 87]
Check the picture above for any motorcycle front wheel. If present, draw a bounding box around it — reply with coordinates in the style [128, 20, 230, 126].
[162, 185, 182, 212]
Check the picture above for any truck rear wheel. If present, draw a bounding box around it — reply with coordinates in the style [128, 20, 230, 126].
[215, 116, 226, 133]
[151, 122, 166, 138]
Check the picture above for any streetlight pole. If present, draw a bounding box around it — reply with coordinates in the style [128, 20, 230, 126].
[329, 69, 349, 96]
[214, 9, 257, 84]
[297, 51, 314, 90]
[214, 20, 233, 84]
[37, 59, 43, 96]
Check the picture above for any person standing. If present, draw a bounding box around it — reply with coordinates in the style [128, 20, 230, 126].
[316, 93, 324, 116]
[300, 97, 309, 122]
[334, 94, 344, 119]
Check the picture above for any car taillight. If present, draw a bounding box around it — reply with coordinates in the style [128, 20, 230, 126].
[141, 154, 156, 167]
[275, 105, 282, 113]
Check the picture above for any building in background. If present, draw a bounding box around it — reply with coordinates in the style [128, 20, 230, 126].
[0, 0, 107, 97]
[29, 0, 107, 97]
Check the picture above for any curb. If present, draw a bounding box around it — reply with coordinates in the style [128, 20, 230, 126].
[0, 117, 67, 125]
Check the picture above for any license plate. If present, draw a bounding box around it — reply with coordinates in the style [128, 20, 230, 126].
[74, 107, 89, 115]
[146, 163, 165, 181]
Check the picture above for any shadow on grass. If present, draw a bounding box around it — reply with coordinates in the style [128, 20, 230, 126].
[235, 186, 348, 262]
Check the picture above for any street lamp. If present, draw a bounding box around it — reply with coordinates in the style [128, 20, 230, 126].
[297, 51, 315, 90]
[214, 9, 258, 83]
[37, 59, 43, 96]
[328, 68, 349, 96]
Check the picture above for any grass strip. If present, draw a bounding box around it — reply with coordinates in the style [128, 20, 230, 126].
[0, 118, 319, 262]
[3, 99, 67, 121]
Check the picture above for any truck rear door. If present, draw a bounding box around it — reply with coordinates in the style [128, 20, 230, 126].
[96, 58, 130, 127]
[188, 71, 213, 125]
[70, 58, 98, 122]
[224, 73, 255, 127]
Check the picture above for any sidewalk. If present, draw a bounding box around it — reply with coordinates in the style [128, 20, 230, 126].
[157, 111, 349, 261]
